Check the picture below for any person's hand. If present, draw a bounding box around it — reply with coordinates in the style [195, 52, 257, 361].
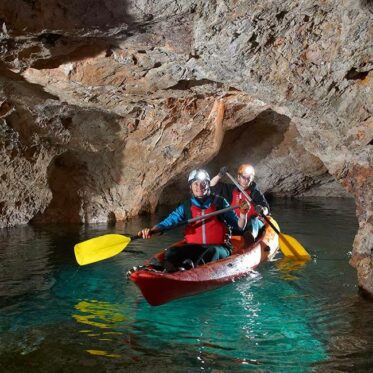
[256, 205, 268, 216]
[218, 166, 228, 178]
[138, 228, 152, 239]
[239, 199, 250, 215]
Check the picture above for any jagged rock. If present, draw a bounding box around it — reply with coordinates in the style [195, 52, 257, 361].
[0, 1, 372, 293]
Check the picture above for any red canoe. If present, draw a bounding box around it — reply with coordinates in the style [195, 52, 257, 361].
[129, 218, 280, 306]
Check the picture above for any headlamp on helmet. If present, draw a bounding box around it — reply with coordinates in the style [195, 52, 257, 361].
[238, 164, 255, 178]
[188, 169, 210, 184]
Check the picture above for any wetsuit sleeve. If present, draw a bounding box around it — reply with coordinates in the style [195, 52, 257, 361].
[251, 186, 270, 212]
[155, 203, 186, 230]
[210, 182, 235, 203]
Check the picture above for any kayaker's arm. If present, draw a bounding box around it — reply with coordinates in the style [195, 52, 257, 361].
[138, 204, 186, 239]
[155, 204, 186, 230]
[221, 198, 247, 231]
[250, 182, 270, 215]
[210, 166, 227, 187]
[210, 174, 220, 187]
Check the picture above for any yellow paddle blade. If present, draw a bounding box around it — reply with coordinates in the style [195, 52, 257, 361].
[278, 233, 311, 260]
[74, 234, 132, 266]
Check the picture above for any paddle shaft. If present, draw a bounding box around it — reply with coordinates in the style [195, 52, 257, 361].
[226, 172, 310, 259]
[225, 171, 281, 235]
[74, 203, 242, 266]
[131, 203, 240, 240]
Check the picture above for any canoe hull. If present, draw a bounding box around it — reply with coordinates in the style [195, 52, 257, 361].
[129, 218, 279, 306]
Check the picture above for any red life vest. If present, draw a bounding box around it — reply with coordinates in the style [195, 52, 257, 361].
[184, 199, 227, 245]
[231, 188, 257, 219]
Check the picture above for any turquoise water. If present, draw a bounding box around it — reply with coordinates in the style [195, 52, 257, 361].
[1, 198, 372, 372]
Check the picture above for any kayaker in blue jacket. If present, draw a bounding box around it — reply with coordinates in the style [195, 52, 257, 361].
[210, 164, 270, 243]
[138, 169, 248, 272]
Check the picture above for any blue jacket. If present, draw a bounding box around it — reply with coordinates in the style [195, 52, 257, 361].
[156, 194, 242, 232]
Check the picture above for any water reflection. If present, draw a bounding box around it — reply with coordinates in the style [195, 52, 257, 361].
[0, 225, 54, 303]
[1, 197, 372, 372]
[314, 294, 373, 371]
[73, 300, 130, 358]
[73, 300, 128, 329]
[275, 257, 309, 281]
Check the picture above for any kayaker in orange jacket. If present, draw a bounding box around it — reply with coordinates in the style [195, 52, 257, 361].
[138, 169, 249, 272]
[210, 164, 269, 243]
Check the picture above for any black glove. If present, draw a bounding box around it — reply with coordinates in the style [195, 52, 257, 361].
[218, 166, 228, 178]
[255, 205, 266, 216]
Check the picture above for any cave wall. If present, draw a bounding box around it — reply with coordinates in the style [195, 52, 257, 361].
[0, 0, 372, 292]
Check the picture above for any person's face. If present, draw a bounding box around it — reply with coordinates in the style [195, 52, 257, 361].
[238, 173, 253, 189]
[191, 180, 209, 198]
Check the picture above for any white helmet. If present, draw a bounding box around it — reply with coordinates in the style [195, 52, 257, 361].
[188, 169, 210, 184]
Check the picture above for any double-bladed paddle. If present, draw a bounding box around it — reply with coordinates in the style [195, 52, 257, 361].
[74, 204, 239, 266]
[224, 171, 311, 260]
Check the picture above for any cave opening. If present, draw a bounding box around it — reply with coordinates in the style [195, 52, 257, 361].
[158, 109, 290, 208]
[31, 151, 89, 224]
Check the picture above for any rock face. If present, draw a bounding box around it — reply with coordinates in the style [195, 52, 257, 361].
[0, 1, 372, 292]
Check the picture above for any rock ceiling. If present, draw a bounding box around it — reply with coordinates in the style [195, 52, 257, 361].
[0, 0, 372, 292]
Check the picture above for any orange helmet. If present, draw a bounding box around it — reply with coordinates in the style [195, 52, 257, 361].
[237, 164, 255, 178]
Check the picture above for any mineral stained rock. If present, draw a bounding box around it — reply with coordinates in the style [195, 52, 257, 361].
[0, 1, 372, 293]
